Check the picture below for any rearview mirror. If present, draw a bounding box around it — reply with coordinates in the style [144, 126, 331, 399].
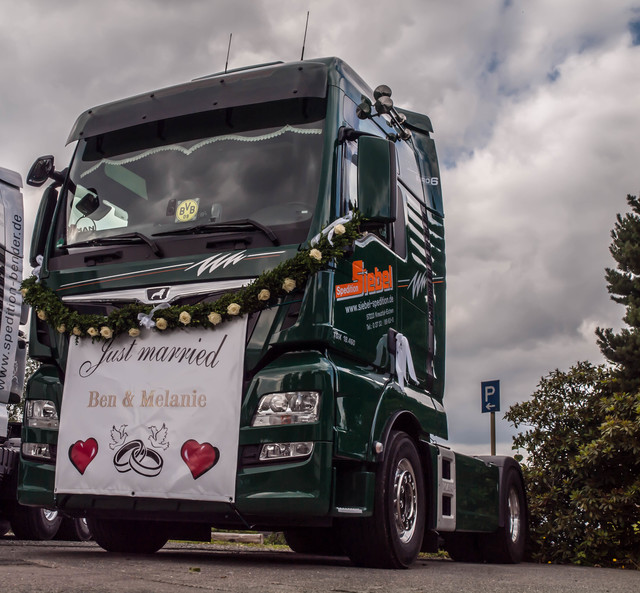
[357, 136, 396, 224]
[76, 191, 100, 216]
[27, 155, 65, 187]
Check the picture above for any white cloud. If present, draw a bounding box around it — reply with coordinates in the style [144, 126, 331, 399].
[443, 32, 640, 451]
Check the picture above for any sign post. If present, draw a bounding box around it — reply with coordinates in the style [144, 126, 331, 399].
[481, 380, 500, 455]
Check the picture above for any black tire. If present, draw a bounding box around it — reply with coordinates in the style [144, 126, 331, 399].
[338, 431, 425, 568]
[9, 506, 62, 540]
[87, 518, 169, 554]
[481, 466, 527, 563]
[284, 527, 344, 556]
[55, 517, 93, 541]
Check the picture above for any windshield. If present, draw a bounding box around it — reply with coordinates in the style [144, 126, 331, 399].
[61, 99, 326, 253]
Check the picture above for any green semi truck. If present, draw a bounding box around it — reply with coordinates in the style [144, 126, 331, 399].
[12, 57, 526, 567]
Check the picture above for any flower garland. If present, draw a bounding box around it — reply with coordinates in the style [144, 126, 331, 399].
[20, 214, 362, 342]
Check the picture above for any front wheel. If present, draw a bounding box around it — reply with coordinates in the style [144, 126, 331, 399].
[339, 431, 425, 568]
[9, 506, 62, 540]
[87, 518, 168, 554]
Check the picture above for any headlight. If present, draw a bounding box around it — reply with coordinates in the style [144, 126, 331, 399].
[22, 443, 53, 460]
[25, 400, 59, 429]
[251, 391, 320, 426]
[259, 442, 314, 461]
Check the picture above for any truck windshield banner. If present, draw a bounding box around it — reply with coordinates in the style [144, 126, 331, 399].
[55, 319, 246, 503]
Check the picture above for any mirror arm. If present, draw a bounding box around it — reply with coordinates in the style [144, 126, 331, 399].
[338, 126, 378, 144]
[51, 167, 67, 186]
[338, 125, 396, 145]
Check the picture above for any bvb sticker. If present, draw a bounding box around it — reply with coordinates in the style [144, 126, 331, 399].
[175, 198, 199, 222]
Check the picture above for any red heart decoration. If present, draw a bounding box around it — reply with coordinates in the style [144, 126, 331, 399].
[181, 440, 219, 479]
[69, 438, 99, 475]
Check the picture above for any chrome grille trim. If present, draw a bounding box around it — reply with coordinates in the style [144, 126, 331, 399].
[61, 278, 253, 305]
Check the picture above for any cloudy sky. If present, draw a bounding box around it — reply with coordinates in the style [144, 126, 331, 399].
[2, 0, 639, 455]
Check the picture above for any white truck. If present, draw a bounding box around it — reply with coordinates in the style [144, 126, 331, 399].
[0, 166, 90, 541]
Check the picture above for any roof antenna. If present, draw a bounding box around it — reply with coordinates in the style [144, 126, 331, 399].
[225, 33, 233, 73]
[300, 11, 310, 61]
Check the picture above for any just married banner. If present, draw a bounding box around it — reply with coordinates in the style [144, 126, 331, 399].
[54, 319, 246, 502]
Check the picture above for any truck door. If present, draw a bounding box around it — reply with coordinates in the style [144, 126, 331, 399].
[332, 132, 400, 367]
[394, 140, 437, 390]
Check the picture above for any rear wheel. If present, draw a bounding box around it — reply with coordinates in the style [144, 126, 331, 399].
[481, 466, 527, 563]
[339, 431, 425, 568]
[87, 518, 169, 554]
[9, 506, 62, 540]
[284, 527, 343, 556]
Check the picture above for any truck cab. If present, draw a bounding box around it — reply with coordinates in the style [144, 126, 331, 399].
[18, 57, 526, 567]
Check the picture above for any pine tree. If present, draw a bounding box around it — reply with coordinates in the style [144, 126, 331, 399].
[596, 194, 640, 392]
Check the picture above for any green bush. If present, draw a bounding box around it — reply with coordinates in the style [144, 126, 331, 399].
[505, 363, 640, 568]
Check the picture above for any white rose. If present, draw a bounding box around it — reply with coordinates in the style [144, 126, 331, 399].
[227, 303, 241, 316]
[282, 278, 296, 292]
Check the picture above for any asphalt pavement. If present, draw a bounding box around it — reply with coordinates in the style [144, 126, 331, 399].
[1, 537, 639, 593]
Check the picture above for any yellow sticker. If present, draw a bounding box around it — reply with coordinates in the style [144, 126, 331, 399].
[175, 199, 199, 222]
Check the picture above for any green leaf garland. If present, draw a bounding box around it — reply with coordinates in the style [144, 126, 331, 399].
[21, 214, 363, 342]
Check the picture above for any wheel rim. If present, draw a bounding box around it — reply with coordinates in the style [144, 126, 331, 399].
[507, 486, 521, 543]
[42, 509, 59, 523]
[393, 458, 418, 543]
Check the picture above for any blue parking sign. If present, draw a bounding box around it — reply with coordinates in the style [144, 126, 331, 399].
[481, 380, 500, 413]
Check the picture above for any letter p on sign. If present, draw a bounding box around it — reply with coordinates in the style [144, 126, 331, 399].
[481, 380, 500, 413]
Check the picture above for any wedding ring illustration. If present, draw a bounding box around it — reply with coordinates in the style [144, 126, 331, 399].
[113, 439, 164, 477]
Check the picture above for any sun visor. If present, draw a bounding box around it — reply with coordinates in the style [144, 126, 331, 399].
[67, 61, 329, 144]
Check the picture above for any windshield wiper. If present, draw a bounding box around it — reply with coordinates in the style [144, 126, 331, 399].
[63, 231, 163, 257]
[153, 219, 280, 246]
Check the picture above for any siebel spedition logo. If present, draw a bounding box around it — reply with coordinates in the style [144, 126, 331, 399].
[335, 260, 393, 300]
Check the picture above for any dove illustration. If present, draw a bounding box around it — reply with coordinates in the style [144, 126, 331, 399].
[148, 423, 170, 450]
[109, 424, 128, 450]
